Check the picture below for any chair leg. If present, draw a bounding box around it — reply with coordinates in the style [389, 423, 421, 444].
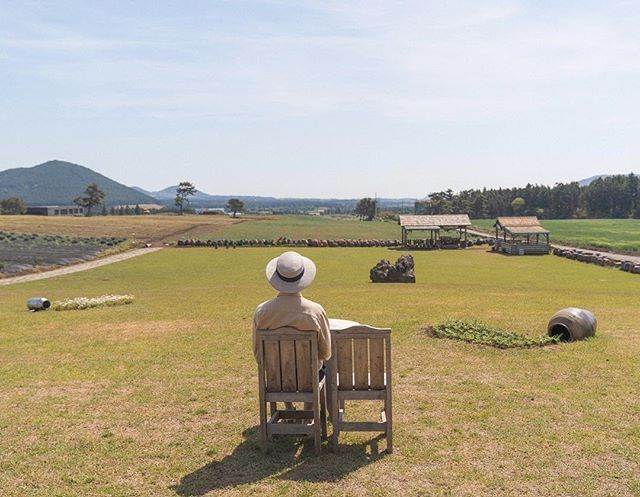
[320, 385, 327, 439]
[385, 397, 393, 454]
[313, 389, 321, 455]
[330, 393, 340, 452]
[259, 400, 268, 453]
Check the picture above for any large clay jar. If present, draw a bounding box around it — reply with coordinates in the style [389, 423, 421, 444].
[547, 308, 597, 342]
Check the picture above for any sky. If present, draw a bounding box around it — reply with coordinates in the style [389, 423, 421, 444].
[1, 0, 639, 198]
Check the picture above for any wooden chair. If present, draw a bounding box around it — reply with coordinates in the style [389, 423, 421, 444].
[256, 328, 327, 455]
[327, 325, 392, 453]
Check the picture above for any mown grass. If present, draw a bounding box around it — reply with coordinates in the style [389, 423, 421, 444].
[1, 247, 639, 496]
[207, 215, 400, 240]
[474, 218, 640, 252]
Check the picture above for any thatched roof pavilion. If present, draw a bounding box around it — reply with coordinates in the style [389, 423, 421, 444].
[493, 216, 550, 255]
[399, 214, 471, 248]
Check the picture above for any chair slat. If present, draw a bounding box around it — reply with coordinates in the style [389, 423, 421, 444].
[369, 337, 385, 389]
[353, 338, 369, 389]
[336, 339, 353, 390]
[264, 340, 282, 392]
[295, 340, 313, 392]
[280, 340, 297, 392]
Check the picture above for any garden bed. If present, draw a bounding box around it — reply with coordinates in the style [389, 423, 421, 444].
[0, 231, 127, 275]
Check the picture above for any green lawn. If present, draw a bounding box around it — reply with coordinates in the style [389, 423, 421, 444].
[1, 247, 639, 496]
[474, 218, 640, 252]
[207, 215, 400, 240]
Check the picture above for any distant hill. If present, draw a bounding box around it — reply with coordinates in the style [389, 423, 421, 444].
[578, 175, 611, 187]
[136, 185, 415, 210]
[131, 186, 155, 197]
[137, 185, 234, 203]
[0, 160, 157, 206]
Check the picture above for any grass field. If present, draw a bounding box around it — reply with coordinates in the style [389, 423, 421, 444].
[474, 218, 640, 252]
[0, 215, 241, 245]
[1, 246, 639, 496]
[207, 215, 399, 240]
[4, 215, 640, 253]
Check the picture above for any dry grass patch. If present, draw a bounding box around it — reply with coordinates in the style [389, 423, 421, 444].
[0, 214, 244, 244]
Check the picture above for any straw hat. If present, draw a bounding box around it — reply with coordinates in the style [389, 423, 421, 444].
[266, 251, 317, 293]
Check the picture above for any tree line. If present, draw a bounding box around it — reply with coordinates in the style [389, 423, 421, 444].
[415, 174, 640, 219]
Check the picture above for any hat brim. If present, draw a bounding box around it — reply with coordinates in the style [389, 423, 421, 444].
[266, 255, 317, 293]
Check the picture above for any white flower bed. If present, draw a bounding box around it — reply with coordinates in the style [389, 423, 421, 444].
[52, 294, 135, 311]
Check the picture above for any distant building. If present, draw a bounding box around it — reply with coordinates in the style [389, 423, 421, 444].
[196, 207, 227, 215]
[308, 207, 329, 216]
[113, 203, 164, 213]
[26, 205, 85, 216]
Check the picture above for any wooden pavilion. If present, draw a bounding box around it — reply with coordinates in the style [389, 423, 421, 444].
[494, 216, 550, 255]
[399, 214, 471, 249]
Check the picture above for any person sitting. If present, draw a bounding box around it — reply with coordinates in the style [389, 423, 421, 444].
[253, 251, 331, 391]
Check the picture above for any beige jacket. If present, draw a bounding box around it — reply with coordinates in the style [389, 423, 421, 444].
[253, 293, 331, 364]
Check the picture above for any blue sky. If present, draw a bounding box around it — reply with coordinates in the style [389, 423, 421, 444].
[1, 0, 639, 197]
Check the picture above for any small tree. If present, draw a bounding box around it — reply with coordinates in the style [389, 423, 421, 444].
[355, 197, 377, 221]
[227, 198, 244, 217]
[175, 181, 197, 215]
[135, 204, 142, 215]
[511, 197, 526, 214]
[0, 197, 26, 215]
[101, 204, 107, 216]
[73, 183, 106, 216]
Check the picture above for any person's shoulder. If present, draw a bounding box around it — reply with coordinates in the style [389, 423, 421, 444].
[300, 296, 327, 315]
[255, 297, 277, 313]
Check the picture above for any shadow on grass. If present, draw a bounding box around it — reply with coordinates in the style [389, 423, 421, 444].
[172, 426, 386, 496]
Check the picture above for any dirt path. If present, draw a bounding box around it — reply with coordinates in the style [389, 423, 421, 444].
[0, 247, 162, 286]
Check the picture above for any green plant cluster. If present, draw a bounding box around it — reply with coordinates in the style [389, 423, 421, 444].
[0, 231, 126, 247]
[430, 319, 561, 349]
[52, 294, 135, 311]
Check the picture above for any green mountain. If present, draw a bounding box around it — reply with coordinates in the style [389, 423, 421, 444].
[0, 160, 157, 206]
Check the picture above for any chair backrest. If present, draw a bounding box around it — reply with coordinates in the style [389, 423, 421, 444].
[256, 328, 318, 393]
[330, 325, 391, 391]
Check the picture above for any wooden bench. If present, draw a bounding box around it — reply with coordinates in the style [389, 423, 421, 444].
[256, 328, 327, 455]
[327, 325, 393, 453]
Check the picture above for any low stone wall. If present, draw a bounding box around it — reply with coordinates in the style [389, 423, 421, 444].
[177, 238, 402, 248]
[552, 247, 640, 274]
[176, 237, 493, 249]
